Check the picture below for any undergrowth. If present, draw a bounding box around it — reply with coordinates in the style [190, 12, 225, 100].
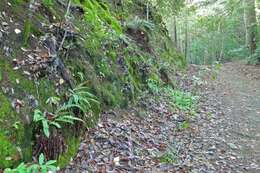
[158, 146, 178, 164]
[147, 79, 198, 112]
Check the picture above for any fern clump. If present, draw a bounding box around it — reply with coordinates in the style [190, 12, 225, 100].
[126, 17, 155, 31]
[33, 84, 100, 138]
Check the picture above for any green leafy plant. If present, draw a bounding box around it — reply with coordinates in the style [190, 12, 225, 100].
[4, 153, 57, 173]
[46, 96, 60, 106]
[46, 96, 60, 113]
[28, 153, 57, 173]
[164, 86, 198, 111]
[33, 108, 83, 138]
[33, 84, 99, 137]
[127, 17, 155, 31]
[33, 109, 51, 138]
[171, 90, 197, 110]
[67, 84, 100, 116]
[4, 162, 27, 173]
[178, 120, 190, 130]
[210, 61, 222, 80]
[76, 72, 85, 82]
[147, 78, 160, 94]
[159, 147, 178, 164]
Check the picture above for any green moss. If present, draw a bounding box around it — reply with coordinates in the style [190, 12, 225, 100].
[0, 92, 12, 120]
[0, 58, 56, 165]
[107, 50, 117, 62]
[0, 132, 19, 168]
[0, 58, 55, 105]
[21, 124, 32, 162]
[98, 82, 124, 107]
[0, 58, 35, 94]
[37, 79, 56, 107]
[0, 92, 31, 165]
[57, 137, 80, 168]
[10, 0, 26, 6]
[35, 13, 49, 24]
[0, 70, 2, 81]
[0, 91, 26, 167]
[149, 72, 161, 83]
[22, 20, 32, 47]
[43, 0, 54, 8]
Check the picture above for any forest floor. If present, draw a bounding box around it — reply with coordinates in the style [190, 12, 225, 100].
[63, 62, 260, 173]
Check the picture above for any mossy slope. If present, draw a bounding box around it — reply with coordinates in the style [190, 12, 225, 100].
[0, 0, 186, 169]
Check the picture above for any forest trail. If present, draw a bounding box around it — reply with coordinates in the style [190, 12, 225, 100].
[213, 62, 260, 172]
[62, 62, 260, 173]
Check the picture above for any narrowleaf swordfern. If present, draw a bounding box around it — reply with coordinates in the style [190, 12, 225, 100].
[33, 84, 100, 138]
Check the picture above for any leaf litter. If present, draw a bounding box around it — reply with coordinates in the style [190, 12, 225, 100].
[62, 63, 260, 173]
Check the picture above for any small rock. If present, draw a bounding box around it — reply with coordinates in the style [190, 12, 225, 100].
[227, 143, 238, 150]
[4, 46, 12, 56]
[113, 157, 120, 166]
[59, 78, 65, 85]
[208, 145, 217, 151]
[230, 156, 236, 160]
[23, 71, 31, 76]
[14, 28, 21, 34]
[2, 22, 8, 26]
[13, 66, 20, 70]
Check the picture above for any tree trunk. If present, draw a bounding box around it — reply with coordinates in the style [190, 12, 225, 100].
[146, 2, 149, 21]
[244, 0, 257, 54]
[184, 17, 188, 60]
[173, 16, 178, 49]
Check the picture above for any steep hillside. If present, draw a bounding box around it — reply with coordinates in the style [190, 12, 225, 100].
[0, 0, 185, 169]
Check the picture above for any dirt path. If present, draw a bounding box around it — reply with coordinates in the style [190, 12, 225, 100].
[159, 62, 260, 173]
[63, 62, 260, 173]
[213, 62, 260, 172]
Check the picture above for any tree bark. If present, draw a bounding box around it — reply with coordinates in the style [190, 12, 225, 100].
[184, 17, 188, 60]
[146, 2, 149, 21]
[244, 0, 257, 54]
[173, 16, 178, 49]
